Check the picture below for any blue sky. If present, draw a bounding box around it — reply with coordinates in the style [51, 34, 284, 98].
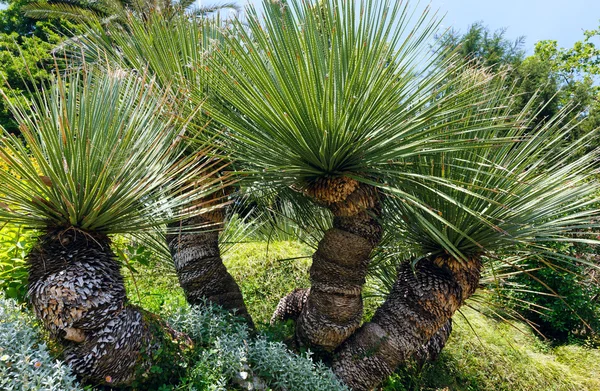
[236, 0, 600, 53]
[428, 0, 599, 52]
[2, 0, 598, 53]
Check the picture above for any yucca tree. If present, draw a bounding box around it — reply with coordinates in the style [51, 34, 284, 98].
[329, 98, 600, 389]
[0, 67, 225, 386]
[65, 12, 255, 324]
[201, 0, 522, 354]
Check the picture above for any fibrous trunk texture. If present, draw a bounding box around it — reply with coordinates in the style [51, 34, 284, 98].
[167, 215, 253, 326]
[28, 230, 189, 387]
[271, 288, 452, 365]
[271, 288, 309, 324]
[278, 179, 382, 351]
[332, 255, 481, 391]
[413, 319, 452, 365]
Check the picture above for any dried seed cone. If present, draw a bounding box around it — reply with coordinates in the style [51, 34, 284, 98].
[304, 177, 379, 217]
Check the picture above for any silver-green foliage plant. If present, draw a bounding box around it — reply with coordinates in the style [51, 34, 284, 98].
[168, 303, 349, 391]
[0, 294, 86, 391]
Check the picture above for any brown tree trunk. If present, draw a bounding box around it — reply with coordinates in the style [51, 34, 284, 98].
[413, 319, 452, 365]
[332, 255, 481, 391]
[271, 287, 310, 324]
[27, 229, 190, 387]
[274, 179, 382, 351]
[167, 215, 253, 327]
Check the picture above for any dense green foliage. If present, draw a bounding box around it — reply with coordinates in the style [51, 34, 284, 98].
[0, 224, 34, 301]
[0, 0, 81, 134]
[507, 242, 600, 342]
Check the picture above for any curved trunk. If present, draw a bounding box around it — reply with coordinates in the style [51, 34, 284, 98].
[167, 215, 253, 326]
[332, 255, 481, 391]
[27, 229, 190, 387]
[271, 287, 310, 324]
[414, 319, 452, 365]
[281, 180, 382, 351]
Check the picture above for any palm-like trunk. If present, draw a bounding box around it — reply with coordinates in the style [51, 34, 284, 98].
[27, 229, 189, 387]
[274, 179, 382, 351]
[414, 319, 453, 365]
[167, 215, 253, 326]
[332, 255, 481, 391]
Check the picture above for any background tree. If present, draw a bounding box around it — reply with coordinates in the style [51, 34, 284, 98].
[437, 22, 526, 71]
[0, 0, 81, 134]
[21, 0, 238, 25]
[535, 29, 600, 142]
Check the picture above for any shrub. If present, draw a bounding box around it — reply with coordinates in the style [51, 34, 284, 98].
[0, 224, 35, 302]
[168, 304, 349, 391]
[506, 241, 600, 342]
[0, 294, 86, 391]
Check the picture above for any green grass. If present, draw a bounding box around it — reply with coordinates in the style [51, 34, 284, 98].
[121, 240, 600, 391]
[223, 241, 313, 326]
[381, 307, 600, 391]
[123, 264, 187, 315]
[123, 240, 313, 325]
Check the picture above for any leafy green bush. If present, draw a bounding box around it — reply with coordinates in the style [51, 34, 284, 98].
[505, 241, 600, 342]
[0, 294, 86, 391]
[0, 224, 35, 302]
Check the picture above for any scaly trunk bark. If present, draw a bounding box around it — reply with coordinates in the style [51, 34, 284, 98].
[274, 179, 382, 351]
[271, 279, 452, 365]
[167, 215, 253, 327]
[27, 229, 190, 387]
[271, 287, 310, 324]
[332, 255, 481, 391]
[413, 319, 452, 365]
